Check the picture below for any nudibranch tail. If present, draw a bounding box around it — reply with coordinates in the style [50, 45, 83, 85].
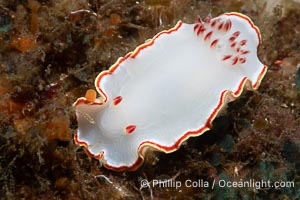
[74, 12, 267, 171]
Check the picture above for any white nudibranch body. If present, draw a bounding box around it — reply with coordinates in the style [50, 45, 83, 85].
[73, 12, 267, 171]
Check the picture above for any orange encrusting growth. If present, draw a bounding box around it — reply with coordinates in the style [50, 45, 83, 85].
[10, 36, 37, 52]
[10, 0, 40, 52]
[85, 89, 97, 102]
[45, 114, 71, 142]
[28, 0, 41, 35]
[0, 85, 23, 116]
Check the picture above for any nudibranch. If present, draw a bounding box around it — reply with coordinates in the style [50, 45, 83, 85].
[73, 12, 267, 171]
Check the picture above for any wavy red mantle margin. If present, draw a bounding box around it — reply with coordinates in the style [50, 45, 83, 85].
[74, 12, 268, 171]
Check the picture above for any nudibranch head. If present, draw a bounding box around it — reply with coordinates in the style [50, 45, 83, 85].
[73, 12, 267, 171]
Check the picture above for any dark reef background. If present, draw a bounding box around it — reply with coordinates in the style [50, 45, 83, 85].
[0, 0, 299, 199]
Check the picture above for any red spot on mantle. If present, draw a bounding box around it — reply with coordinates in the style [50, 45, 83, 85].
[232, 56, 239, 65]
[211, 20, 216, 27]
[125, 125, 136, 134]
[222, 55, 232, 61]
[194, 24, 200, 32]
[196, 25, 205, 36]
[232, 31, 240, 37]
[240, 40, 247, 46]
[210, 39, 219, 48]
[218, 22, 224, 30]
[230, 42, 236, 48]
[241, 50, 249, 55]
[204, 31, 213, 41]
[239, 57, 246, 63]
[196, 16, 202, 23]
[204, 15, 211, 23]
[113, 96, 122, 105]
[223, 19, 232, 32]
[229, 36, 236, 42]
